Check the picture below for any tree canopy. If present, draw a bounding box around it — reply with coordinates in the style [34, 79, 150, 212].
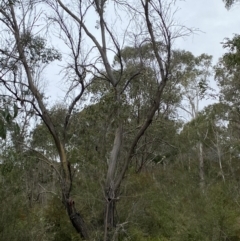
[1, 0, 240, 241]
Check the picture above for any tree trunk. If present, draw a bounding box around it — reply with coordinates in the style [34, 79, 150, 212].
[216, 133, 225, 183]
[198, 142, 205, 191]
[65, 198, 89, 240]
[104, 187, 117, 241]
[104, 125, 122, 240]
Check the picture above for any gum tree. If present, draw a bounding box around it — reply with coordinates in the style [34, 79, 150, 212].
[0, 0, 192, 240]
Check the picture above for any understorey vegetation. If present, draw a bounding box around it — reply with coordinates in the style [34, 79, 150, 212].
[1, 0, 240, 240]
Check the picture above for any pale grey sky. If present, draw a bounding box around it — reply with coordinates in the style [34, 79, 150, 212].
[45, 0, 240, 106]
[176, 0, 240, 63]
[174, 0, 240, 113]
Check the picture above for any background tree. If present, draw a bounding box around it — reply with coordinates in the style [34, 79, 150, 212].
[173, 50, 213, 190]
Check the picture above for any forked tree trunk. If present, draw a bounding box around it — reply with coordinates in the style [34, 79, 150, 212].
[104, 126, 122, 241]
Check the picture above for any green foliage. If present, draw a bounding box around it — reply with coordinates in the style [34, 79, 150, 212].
[0, 15, 238, 239]
[1, 0, 240, 239]
[113, 166, 240, 241]
[171, 50, 213, 102]
[0, 102, 19, 139]
[215, 36, 240, 157]
[222, 35, 240, 67]
[20, 32, 62, 65]
[44, 197, 82, 241]
[216, 36, 240, 115]
[0, 150, 37, 240]
[180, 103, 225, 145]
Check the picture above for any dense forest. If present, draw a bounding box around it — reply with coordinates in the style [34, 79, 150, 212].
[1, 0, 240, 240]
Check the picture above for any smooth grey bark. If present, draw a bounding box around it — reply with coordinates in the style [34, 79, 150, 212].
[54, 1, 174, 240]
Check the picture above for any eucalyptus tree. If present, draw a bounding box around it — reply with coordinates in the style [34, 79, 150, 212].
[215, 35, 240, 127]
[179, 103, 230, 181]
[0, 0, 192, 239]
[87, 43, 182, 172]
[172, 50, 213, 190]
[215, 34, 240, 182]
[32, 43, 182, 177]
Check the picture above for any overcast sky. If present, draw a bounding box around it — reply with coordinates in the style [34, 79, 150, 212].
[176, 0, 240, 63]
[46, 0, 240, 105]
